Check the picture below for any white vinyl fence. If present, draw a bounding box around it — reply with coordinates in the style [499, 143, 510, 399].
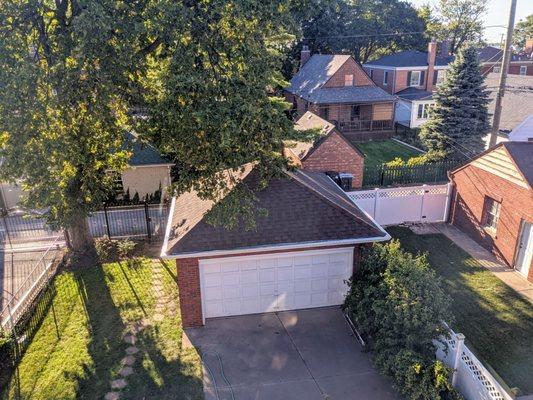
[346, 183, 452, 226]
[436, 329, 513, 400]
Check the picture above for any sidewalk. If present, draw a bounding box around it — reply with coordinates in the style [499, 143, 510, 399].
[410, 223, 533, 303]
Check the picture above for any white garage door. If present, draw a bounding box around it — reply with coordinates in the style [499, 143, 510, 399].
[199, 248, 354, 319]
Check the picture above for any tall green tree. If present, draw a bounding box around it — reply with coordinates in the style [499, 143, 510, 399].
[420, 44, 490, 156]
[514, 15, 533, 51]
[0, 0, 146, 258]
[434, 0, 488, 54]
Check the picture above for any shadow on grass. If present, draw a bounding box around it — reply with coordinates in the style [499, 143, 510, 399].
[389, 226, 533, 395]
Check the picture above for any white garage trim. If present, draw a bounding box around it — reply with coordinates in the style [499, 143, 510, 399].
[161, 233, 390, 259]
[198, 247, 355, 324]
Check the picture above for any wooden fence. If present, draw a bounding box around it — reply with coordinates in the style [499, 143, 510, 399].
[362, 160, 462, 188]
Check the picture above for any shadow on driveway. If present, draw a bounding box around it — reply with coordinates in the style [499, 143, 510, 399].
[186, 307, 400, 400]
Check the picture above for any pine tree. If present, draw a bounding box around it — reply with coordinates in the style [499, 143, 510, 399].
[420, 44, 490, 157]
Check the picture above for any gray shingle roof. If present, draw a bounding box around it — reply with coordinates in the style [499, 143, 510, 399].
[503, 142, 533, 188]
[477, 46, 531, 63]
[164, 168, 386, 257]
[307, 86, 396, 104]
[124, 132, 172, 166]
[365, 50, 454, 67]
[396, 87, 433, 101]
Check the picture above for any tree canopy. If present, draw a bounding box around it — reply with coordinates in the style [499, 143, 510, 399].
[514, 15, 533, 51]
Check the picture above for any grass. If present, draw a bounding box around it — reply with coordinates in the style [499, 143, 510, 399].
[389, 227, 533, 395]
[355, 139, 422, 167]
[2, 258, 202, 400]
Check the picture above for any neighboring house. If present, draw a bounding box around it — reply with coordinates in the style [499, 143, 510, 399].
[161, 164, 389, 327]
[119, 132, 173, 200]
[363, 41, 453, 129]
[449, 142, 533, 282]
[285, 47, 396, 141]
[478, 45, 533, 76]
[509, 115, 533, 142]
[0, 133, 173, 210]
[284, 111, 365, 188]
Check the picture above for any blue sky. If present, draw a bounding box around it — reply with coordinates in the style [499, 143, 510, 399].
[407, 0, 532, 43]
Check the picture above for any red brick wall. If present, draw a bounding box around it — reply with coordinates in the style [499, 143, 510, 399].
[363, 68, 395, 93]
[176, 257, 203, 327]
[482, 63, 533, 76]
[323, 58, 374, 88]
[301, 131, 364, 188]
[175, 244, 364, 327]
[450, 165, 533, 282]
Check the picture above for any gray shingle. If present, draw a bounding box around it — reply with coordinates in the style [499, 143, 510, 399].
[396, 87, 433, 101]
[308, 86, 396, 104]
[124, 132, 171, 166]
[365, 50, 454, 67]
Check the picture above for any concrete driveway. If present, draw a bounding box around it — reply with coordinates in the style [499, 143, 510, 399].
[185, 307, 400, 400]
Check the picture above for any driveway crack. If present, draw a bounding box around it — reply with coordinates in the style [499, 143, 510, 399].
[275, 312, 327, 399]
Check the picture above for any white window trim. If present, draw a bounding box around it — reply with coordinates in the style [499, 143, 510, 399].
[383, 71, 389, 86]
[410, 71, 421, 87]
[493, 65, 501, 73]
[520, 66, 527, 76]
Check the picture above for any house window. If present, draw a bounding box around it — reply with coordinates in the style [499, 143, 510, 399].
[322, 106, 329, 120]
[520, 66, 527, 76]
[351, 105, 360, 120]
[436, 70, 446, 85]
[410, 71, 421, 86]
[482, 197, 501, 231]
[383, 71, 389, 85]
[416, 103, 433, 120]
[493, 65, 501, 73]
[369, 69, 374, 79]
[345, 74, 354, 86]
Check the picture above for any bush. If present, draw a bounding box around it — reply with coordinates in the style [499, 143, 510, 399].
[385, 151, 447, 168]
[344, 241, 461, 400]
[95, 238, 137, 264]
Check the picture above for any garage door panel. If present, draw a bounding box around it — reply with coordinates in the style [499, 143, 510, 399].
[200, 248, 353, 319]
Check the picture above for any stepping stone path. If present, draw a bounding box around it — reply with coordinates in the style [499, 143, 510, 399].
[105, 261, 174, 400]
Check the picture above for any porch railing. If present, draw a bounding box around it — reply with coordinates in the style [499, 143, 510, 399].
[337, 119, 393, 132]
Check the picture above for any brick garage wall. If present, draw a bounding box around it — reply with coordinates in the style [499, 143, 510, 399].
[176, 244, 364, 327]
[450, 165, 533, 282]
[176, 257, 203, 327]
[323, 58, 374, 88]
[301, 131, 364, 188]
[508, 63, 532, 76]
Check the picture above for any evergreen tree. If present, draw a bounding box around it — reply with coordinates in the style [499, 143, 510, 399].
[420, 44, 490, 157]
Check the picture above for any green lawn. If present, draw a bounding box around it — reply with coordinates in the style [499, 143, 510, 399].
[355, 139, 422, 167]
[389, 227, 533, 395]
[2, 258, 202, 400]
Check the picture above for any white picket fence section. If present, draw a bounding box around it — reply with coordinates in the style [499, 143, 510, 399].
[436, 329, 514, 400]
[346, 183, 452, 226]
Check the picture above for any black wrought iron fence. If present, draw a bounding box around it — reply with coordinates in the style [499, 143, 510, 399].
[362, 160, 462, 188]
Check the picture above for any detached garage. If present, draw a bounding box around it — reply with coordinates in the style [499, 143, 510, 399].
[161, 166, 389, 327]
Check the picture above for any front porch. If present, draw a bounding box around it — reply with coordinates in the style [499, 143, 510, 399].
[312, 102, 395, 138]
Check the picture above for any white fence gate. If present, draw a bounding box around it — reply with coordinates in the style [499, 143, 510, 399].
[346, 183, 452, 226]
[436, 329, 513, 400]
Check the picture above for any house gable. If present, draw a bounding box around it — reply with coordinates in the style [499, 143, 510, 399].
[470, 146, 529, 189]
[323, 57, 374, 88]
[301, 130, 364, 188]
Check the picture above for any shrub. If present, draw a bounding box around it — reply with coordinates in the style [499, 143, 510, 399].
[117, 239, 137, 260]
[95, 238, 119, 263]
[344, 241, 461, 400]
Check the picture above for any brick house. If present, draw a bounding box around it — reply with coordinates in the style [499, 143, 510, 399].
[161, 165, 389, 327]
[478, 45, 533, 76]
[284, 111, 365, 189]
[363, 41, 453, 129]
[285, 47, 396, 141]
[449, 142, 533, 282]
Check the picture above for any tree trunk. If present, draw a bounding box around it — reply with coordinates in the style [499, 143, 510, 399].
[67, 211, 96, 266]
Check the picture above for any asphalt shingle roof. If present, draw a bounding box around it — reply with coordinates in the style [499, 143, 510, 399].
[477, 46, 530, 63]
[396, 87, 433, 101]
[165, 168, 385, 256]
[503, 142, 533, 188]
[365, 50, 454, 67]
[286, 54, 394, 104]
[124, 132, 171, 166]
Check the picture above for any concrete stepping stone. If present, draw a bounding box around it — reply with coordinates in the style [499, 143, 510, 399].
[105, 392, 120, 400]
[119, 366, 134, 377]
[126, 346, 139, 355]
[111, 379, 127, 390]
[121, 355, 136, 366]
[123, 335, 136, 345]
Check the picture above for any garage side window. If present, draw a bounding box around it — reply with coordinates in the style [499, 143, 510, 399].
[482, 197, 501, 231]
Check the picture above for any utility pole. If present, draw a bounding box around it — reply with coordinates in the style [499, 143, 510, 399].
[489, 0, 517, 147]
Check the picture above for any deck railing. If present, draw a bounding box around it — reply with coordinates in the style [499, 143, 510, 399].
[337, 119, 393, 132]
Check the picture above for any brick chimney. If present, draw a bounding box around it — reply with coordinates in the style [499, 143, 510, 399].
[426, 40, 437, 92]
[300, 45, 311, 69]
